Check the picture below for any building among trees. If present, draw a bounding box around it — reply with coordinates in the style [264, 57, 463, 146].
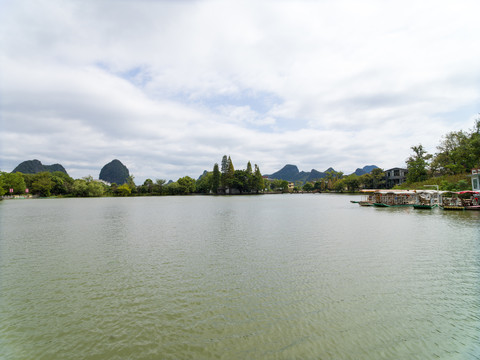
[385, 168, 408, 188]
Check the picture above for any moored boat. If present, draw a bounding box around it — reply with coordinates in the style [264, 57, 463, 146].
[413, 190, 439, 210]
[440, 191, 465, 210]
[439, 191, 480, 210]
[372, 190, 417, 207]
[413, 204, 434, 209]
[457, 190, 480, 210]
[352, 191, 376, 206]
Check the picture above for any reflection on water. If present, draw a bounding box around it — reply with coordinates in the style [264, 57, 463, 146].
[1, 195, 479, 359]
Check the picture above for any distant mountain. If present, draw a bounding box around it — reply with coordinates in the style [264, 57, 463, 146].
[265, 165, 338, 183]
[197, 170, 210, 180]
[12, 159, 68, 175]
[99, 159, 130, 185]
[267, 165, 301, 181]
[353, 165, 379, 176]
[266, 164, 379, 183]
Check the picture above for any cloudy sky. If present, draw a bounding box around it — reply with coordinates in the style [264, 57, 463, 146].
[1, 0, 479, 183]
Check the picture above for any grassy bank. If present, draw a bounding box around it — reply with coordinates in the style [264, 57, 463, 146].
[394, 173, 471, 191]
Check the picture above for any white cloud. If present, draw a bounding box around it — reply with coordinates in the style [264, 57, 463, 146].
[1, 0, 479, 182]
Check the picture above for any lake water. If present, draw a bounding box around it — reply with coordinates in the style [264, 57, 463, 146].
[1, 195, 479, 359]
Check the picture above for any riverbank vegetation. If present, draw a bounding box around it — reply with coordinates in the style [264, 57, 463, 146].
[0, 155, 265, 197]
[296, 118, 479, 193]
[395, 118, 480, 191]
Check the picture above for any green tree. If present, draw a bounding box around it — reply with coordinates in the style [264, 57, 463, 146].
[324, 170, 340, 191]
[50, 173, 72, 195]
[196, 172, 213, 194]
[359, 169, 386, 190]
[22, 173, 35, 191]
[225, 156, 235, 187]
[31, 172, 54, 197]
[116, 184, 132, 196]
[303, 182, 314, 192]
[220, 155, 229, 187]
[72, 179, 89, 197]
[456, 179, 470, 191]
[165, 181, 180, 195]
[177, 176, 196, 194]
[431, 131, 469, 175]
[0, 173, 6, 196]
[370, 168, 385, 189]
[138, 179, 154, 194]
[334, 179, 346, 192]
[127, 175, 136, 194]
[271, 179, 289, 192]
[246, 161, 252, 175]
[431, 119, 480, 175]
[231, 170, 249, 193]
[1, 172, 26, 195]
[211, 163, 220, 194]
[343, 174, 360, 192]
[108, 183, 118, 196]
[153, 179, 166, 194]
[406, 144, 431, 183]
[252, 164, 264, 193]
[87, 181, 105, 197]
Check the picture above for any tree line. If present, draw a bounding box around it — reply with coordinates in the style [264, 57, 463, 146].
[318, 118, 480, 192]
[295, 118, 480, 193]
[286, 168, 386, 193]
[405, 118, 480, 183]
[0, 155, 265, 197]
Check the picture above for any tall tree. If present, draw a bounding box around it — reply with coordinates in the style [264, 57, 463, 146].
[221, 155, 228, 174]
[224, 156, 235, 188]
[370, 168, 386, 189]
[252, 164, 264, 193]
[212, 163, 220, 194]
[220, 155, 229, 187]
[246, 161, 252, 175]
[406, 144, 432, 183]
[227, 157, 234, 175]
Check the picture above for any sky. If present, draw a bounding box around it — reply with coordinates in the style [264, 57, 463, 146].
[1, 0, 479, 184]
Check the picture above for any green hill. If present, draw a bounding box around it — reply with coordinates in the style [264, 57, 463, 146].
[99, 159, 130, 185]
[12, 159, 68, 175]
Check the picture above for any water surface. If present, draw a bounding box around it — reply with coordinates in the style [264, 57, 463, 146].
[1, 195, 479, 359]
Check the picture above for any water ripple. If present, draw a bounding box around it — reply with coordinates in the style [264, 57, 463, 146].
[1, 196, 480, 359]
